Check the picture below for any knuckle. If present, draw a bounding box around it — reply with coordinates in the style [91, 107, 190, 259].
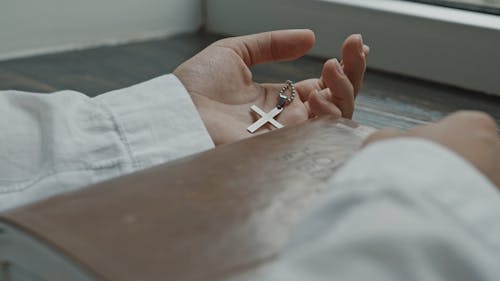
[477, 132, 498, 145]
[450, 111, 497, 131]
[214, 37, 232, 46]
[474, 112, 497, 129]
[212, 38, 239, 51]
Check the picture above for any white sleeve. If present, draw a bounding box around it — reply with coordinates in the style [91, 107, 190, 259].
[0, 74, 214, 212]
[254, 138, 500, 281]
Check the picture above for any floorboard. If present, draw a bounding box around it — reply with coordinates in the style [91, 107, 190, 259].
[1, 32, 499, 131]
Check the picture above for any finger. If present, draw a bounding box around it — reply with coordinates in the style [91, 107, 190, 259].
[363, 128, 405, 147]
[307, 88, 342, 118]
[322, 58, 355, 118]
[363, 45, 370, 56]
[342, 34, 367, 97]
[215, 29, 315, 66]
[295, 78, 323, 102]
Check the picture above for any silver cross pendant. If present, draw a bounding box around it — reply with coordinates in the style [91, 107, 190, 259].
[246, 105, 284, 133]
[247, 80, 296, 134]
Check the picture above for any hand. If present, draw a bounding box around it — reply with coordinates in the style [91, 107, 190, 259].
[365, 111, 500, 188]
[174, 29, 369, 145]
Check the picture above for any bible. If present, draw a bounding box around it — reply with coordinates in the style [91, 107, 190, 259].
[0, 117, 375, 281]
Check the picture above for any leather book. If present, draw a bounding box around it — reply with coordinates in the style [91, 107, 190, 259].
[0, 117, 376, 281]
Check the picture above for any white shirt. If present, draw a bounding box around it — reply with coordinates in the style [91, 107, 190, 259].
[252, 139, 500, 281]
[0, 74, 214, 211]
[1, 75, 499, 280]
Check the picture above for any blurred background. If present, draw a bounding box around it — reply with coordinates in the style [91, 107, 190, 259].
[409, 0, 500, 12]
[1, 0, 499, 129]
[0, 0, 203, 60]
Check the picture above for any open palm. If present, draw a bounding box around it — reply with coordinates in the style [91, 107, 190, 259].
[174, 30, 368, 145]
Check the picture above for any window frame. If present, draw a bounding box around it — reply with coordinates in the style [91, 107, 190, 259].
[205, 0, 500, 96]
[405, 0, 500, 15]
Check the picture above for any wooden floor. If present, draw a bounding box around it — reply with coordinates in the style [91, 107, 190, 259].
[1, 32, 499, 131]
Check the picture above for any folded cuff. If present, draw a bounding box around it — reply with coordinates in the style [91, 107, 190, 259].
[95, 74, 214, 169]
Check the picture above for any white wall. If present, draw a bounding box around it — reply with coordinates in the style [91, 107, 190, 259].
[0, 0, 202, 61]
[206, 0, 500, 96]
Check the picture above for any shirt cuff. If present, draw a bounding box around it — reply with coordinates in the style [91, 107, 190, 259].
[95, 74, 214, 169]
[332, 138, 500, 247]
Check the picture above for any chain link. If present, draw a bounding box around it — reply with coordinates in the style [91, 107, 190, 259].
[276, 80, 296, 109]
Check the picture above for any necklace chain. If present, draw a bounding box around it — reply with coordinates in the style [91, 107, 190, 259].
[276, 80, 296, 109]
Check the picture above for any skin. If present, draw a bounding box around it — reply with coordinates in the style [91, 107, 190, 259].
[173, 29, 500, 189]
[365, 111, 500, 189]
[174, 29, 369, 145]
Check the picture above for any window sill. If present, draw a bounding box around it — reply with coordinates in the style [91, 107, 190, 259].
[206, 0, 500, 96]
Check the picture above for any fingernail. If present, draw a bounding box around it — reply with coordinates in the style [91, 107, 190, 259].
[333, 59, 344, 75]
[356, 34, 363, 45]
[317, 88, 330, 100]
[363, 44, 370, 55]
[356, 34, 364, 53]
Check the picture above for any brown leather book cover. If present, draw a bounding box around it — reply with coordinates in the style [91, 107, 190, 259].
[0, 117, 375, 281]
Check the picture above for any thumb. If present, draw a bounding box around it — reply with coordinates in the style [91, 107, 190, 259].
[214, 29, 315, 66]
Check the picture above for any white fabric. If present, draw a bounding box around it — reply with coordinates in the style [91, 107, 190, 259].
[1, 74, 500, 280]
[252, 138, 500, 281]
[0, 74, 214, 212]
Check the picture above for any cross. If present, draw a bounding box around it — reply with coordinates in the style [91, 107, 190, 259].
[247, 105, 284, 133]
